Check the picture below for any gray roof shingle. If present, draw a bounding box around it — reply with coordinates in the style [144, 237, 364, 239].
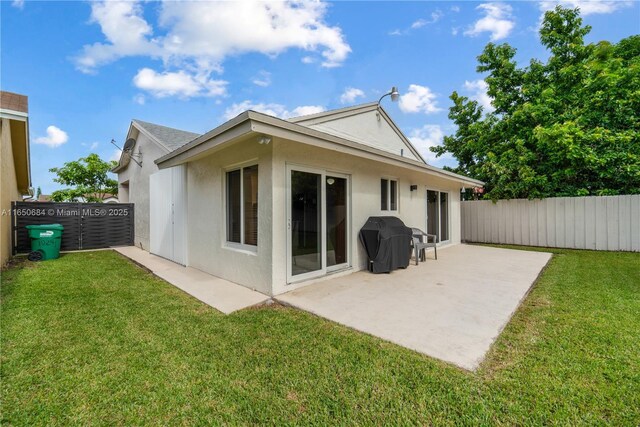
[133, 119, 200, 151]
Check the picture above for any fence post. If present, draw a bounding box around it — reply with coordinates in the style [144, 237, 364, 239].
[11, 201, 16, 255]
[77, 203, 83, 250]
[129, 203, 135, 246]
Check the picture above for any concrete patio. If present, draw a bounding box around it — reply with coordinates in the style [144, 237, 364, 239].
[115, 246, 269, 314]
[277, 244, 552, 371]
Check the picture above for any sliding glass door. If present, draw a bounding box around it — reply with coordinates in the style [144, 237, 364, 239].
[426, 189, 449, 243]
[326, 176, 347, 270]
[288, 166, 349, 282]
[290, 170, 322, 277]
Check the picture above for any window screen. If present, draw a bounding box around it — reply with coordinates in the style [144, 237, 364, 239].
[243, 165, 258, 246]
[390, 180, 397, 210]
[227, 169, 241, 243]
[381, 179, 388, 210]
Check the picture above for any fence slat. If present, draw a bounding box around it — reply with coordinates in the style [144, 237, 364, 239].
[618, 195, 629, 251]
[631, 195, 640, 252]
[12, 202, 134, 253]
[574, 197, 585, 249]
[462, 195, 639, 252]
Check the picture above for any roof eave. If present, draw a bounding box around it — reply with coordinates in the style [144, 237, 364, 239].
[1, 113, 31, 193]
[254, 112, 484, 186]
[287, 101, 378, 124]
[155, 110, 483, 186]
[155, 111, 252, 166]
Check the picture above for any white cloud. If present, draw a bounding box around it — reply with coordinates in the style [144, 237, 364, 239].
[133, 94, 145, 105]
[76, 0, 350, 78]
[223, 101, 325, 121]
[411, 19, 428, 30]
[301, 56, 316, 64]
[452, 27, 460, 36]
[110, 149, 123, 162]
[35, 126, 69, 148]
[81, 141, 99, 150]
[159, 1, 350, 69]
[340, 87, 365, 104]
[12, 0, 24, 9]
[252, 70, 272, 87]
[391, 10, 443, 35]
[539, 0, 633, 15]
[451, 5, 461, 13]
[413, 10, 444, 28]
[133, 68, 227, 99]
[291, 105, 326, 117]
[75, 1, 159, 73]
[464, 3, 515, 41]
[408, 125, 453, 165]
[464, 80, 495, 113]
[399, 84, 441, 114]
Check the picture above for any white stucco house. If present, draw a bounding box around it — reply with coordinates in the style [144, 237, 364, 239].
[114, 102, 483, 296]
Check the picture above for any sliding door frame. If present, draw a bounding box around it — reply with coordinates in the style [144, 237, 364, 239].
[426, 188, 451, 245]
[286, 163, 351, 284]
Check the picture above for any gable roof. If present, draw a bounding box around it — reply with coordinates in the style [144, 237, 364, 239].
[132, 119, 200, 151]
[113, 120, 201, 173]
[155, 109, 484, 187]
[289, 102, 426, 163]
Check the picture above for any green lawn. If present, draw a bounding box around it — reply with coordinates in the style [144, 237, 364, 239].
[1, 247, 639, 425]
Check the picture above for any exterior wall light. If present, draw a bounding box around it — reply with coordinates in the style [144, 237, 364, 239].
[258, 135, 271, 145]
[378, 86, 400, 105]
[376, 86, 400, 121]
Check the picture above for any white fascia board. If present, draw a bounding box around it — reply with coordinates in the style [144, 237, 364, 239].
[155, 110, 484, 186]
[156, 121, 254, 169]
[0, 108, 28, 121]
[251, 120, 483, 187]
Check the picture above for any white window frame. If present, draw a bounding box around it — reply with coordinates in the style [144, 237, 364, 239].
[223, 160, 259, 252]
[380, 177, 399, 212]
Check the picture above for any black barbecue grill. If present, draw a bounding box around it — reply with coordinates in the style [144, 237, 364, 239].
[359, 216, 413, 273]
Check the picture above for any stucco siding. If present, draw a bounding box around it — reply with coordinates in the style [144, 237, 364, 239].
[305, 110, 421, 161]
[270, 137, 462, 295]
[0, 119, 21, 267]
[124, 127, 465, 296]
[186, 138, 273, 294]
[117, 131, 167, 250]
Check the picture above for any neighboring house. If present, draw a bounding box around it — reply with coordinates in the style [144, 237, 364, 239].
[114, 102, 483, 296]
[113, 120, 199, 249]
[0, 91, 31, 267]
[27, 194, 118, 203]
[77, 193, 119, 203]
[101, 194, 119, 204]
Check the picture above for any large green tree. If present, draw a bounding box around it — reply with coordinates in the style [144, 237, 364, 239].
[432, 6, 640, 200]
[49, 154, 118, 202]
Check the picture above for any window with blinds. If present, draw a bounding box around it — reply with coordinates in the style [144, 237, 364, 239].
[226, 164, 258, 247]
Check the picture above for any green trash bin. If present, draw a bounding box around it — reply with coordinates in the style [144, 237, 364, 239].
[26, 224, 64, 261]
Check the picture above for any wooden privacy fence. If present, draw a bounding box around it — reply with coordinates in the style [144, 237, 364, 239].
[12, 201, 134, 254]
[461, 195, 640, 252]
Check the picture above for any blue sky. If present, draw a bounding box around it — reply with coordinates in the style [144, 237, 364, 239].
[2, 0, 638, 194]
